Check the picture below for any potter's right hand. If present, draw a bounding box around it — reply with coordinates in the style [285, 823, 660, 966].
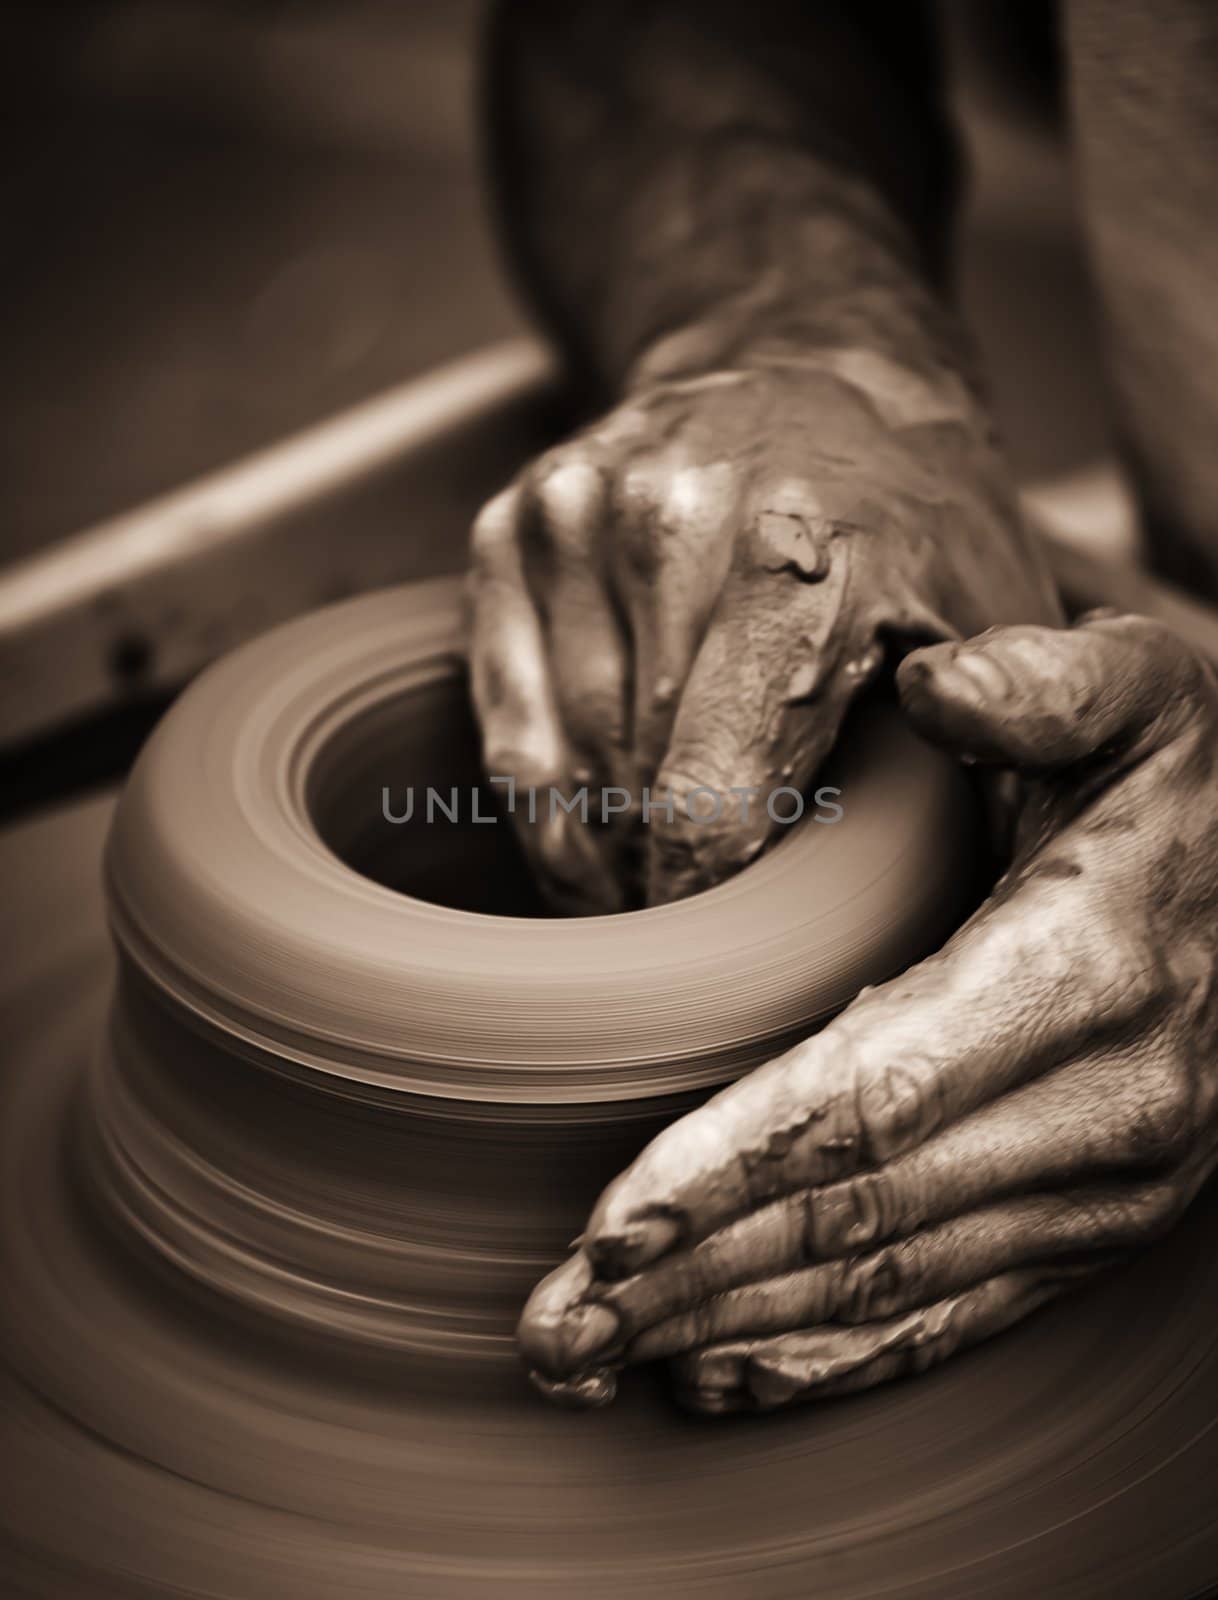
[469, 336, 1061, 912]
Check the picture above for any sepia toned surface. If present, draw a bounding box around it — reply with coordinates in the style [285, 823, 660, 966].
[0, 583, 1216, 1596]
[3, 779, 1218, 1597]
[4, 5, 1218, 1595]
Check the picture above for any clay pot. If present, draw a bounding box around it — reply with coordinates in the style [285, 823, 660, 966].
[93, 577, 983, 1364]
[7, 581, 1218, 1597]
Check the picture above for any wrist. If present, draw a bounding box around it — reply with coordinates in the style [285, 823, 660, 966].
[610, 134, 977, 402]
[626, 307, 984, 444]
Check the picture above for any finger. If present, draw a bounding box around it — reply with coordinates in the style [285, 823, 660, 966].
[585, 617, 1207, 1272]
[672, 1268, 1079, 1413]
[524, 458, 639, 891]
[523, 459, 632, 799]
[643, 503, 867, 903]
[583, 833, 1172, 1282]
[528, 1366, 617, 1409]
[798, 1044, 1195, 1259]
[515, 1246, 624, 1408]
[608, 460, 737, 786]
[516, 1250, 620, 1382]
[469, 485, 622, 913]
[545, 1044, 1190, 1364]
[627, 1172, 1189, 1362]
[897, 611, 1212, 772]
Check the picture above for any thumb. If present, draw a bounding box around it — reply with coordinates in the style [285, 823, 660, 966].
[895, 611, 1210, 773]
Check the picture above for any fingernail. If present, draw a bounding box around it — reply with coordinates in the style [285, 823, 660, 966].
[587, 1211, 682, 1280]
[747, 1352, 810, 1410]
[943, 650, 1015, 705]
[681, 1346, 745, 1392]
[529, 1365, 618, 1409]
[562, 1301, 622, 1368]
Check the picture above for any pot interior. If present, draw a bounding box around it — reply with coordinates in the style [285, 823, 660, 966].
[306, 668, 551, 916]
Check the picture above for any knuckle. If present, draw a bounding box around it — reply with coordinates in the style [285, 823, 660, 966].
[837, 1244, 907, 1323]
[856, 1059, 944, 1164]
[808, 1171, 893, 1259]
[1125, 1178, 1187, 1241]
[530, 455, 603, 555]
[1086, 611, 1203, 680]
[1076, 920, 1173, 1027]
[658, 463, 733, 543]
[618, 457, 670, 515]
[470, 485, 520, 563]
[1081, 614, 1214, 736]
[615, 461, 706, 580]
[623, 467, 826, 590]
[1125, 1058, 1198, 1168]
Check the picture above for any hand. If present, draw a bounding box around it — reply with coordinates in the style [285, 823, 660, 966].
[518, 614, 1218, 1412]
[469, 340, 1060, 911]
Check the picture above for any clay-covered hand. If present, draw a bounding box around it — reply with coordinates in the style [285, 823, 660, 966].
[468, 342, 1059, 911]
[518, 613, 1218, 1411]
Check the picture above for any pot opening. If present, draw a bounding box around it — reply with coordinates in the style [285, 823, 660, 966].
[306, 669, 551, 916]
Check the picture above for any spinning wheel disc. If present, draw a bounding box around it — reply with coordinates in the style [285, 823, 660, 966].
[2, 585, 1217, 1598]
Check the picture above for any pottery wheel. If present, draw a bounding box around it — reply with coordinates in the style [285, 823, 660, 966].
[2, 583, 1218, 1599]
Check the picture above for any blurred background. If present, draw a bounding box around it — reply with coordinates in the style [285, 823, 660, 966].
[0, 0, 1118, 810]
[0, 0, 1113, 561]
[2, 0, 520, 564]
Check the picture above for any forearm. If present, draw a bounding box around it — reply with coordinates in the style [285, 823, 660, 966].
[482, 0, 965, 395]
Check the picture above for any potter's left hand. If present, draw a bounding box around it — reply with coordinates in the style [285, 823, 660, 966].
[519, 614, 1218, 1411]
